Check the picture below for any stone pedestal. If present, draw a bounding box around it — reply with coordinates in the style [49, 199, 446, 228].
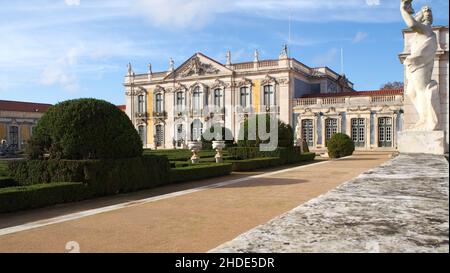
[398, 131, 445, 155]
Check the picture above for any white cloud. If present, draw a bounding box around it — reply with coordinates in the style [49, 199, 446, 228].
[65, 0, 80, 6]
[41, 46, 84, 91]
[366, 0, 380, 6]
[312, 48, 338, 67]
[134, 0, 228, 29]
[352, 31, 369, 43]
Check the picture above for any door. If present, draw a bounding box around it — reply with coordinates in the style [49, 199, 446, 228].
[9, 126, 19, 150]
[351, 118, 365, 147]
[301, 119, 314, 147]
[325, 118, 338, 146]
[378, 117, 392, 147]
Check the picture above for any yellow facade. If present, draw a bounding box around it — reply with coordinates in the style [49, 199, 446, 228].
[253, 80, 260, 113]
[0, 123, 6, 140]
[20, 125, 30, 141]
[147, 90, 153, 145]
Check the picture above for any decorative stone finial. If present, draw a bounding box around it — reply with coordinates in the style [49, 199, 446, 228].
[127, 62, 134, 76]
[279, 44, 288, 59]
[254, 49, 259, 62]
[169, 58, 175, 72]
[226, 50, 231, 66]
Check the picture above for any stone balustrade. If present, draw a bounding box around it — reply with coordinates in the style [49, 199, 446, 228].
[295, 94, 403, 107]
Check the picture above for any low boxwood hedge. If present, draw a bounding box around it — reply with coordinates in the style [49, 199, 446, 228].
[144, 149, 220, 161]
[228, 147, 308, 164]
[7, 155, 171, 196]
[0, 182, 87, 213]
[170, 163, 232, 183]
[228, 157, 282, 171]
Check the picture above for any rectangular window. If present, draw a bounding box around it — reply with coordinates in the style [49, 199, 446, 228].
[240, 87, 250, 107]
[214, 89, 222, 108]
[263, 85, 275, 106]
[138, 95, 145, 113]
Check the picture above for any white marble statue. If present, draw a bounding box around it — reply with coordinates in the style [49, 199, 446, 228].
[400, 0, 440, 131]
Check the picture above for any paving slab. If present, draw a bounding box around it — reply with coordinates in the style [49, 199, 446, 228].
[211, 154, 449, 253]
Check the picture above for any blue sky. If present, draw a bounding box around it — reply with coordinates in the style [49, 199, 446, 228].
[0, 0, 448, 105]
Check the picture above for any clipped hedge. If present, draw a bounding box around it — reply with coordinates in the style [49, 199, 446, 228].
[170, 163, 232, 183]
[296, 152, 316, 162]
[228, 147, 309, 164]
[144, 149, 219, 161]
[227, 147, 262, 160]
[7, 155, 170, 196]
[0, 182, 87, 213]
[229, 157, 282, 172]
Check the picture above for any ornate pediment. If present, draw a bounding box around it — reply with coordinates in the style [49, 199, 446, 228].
[348, 106, 370, 112]
[154, 85, 165, 93]
[173, 83, 188, 93]
[325, 107, 337, 114]
[210, 78, 227, 90]
[189, 81, 209, 92]
[235, 77, 253, 88]
[178, 56, 220, 78]
[261, 74, 278, 86]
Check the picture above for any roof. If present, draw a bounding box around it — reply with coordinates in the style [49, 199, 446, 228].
[301, 88, 403, 98]
[117, 105, 126, 111]
[0, 100, 52, 113]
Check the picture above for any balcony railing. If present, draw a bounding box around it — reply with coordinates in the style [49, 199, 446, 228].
[152, 111, 167, 118]
[134, 112, 148, 118]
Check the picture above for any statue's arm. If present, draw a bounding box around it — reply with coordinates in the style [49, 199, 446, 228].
[400, 0, 425, 33]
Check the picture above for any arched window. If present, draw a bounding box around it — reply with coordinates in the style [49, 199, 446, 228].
[263, 85, 275, 106]
[155, 93, 163, 113]
[175, 91, 185, 111]
[137, 95, 145, 113]
[240, 86, 251, 107]
[155, 124, 164, 146]
[213, 88, 223, 108]
[193, 86, 203, 111]
[191, 119, 203, 141]
[138, 125, 146, 144]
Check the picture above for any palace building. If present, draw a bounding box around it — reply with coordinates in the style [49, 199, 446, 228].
[0, 100, 52, 150]
[123, 46, 404, 152]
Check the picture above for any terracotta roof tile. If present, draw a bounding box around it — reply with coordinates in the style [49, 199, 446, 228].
[0, 100, 52, 113]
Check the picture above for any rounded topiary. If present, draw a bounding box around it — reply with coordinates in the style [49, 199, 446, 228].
[327, 133, 355, 158]
[28, 98, 142, 159]
[237, 114, 294, 148]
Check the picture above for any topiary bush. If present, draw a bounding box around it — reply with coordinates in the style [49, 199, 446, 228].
[28, 98, 142, 159]
[237, 114, 293, 149]
[327, 133, 355, 158]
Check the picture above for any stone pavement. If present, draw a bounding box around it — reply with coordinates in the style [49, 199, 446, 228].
[211, 154, 449, 253]
[0, 152, 390, 252]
